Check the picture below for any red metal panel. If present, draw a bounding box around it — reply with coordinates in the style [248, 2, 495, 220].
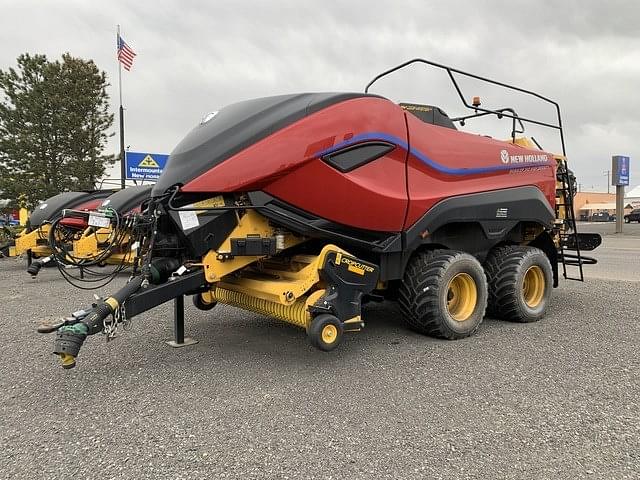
[59, 198, 104, 229]
[403, 113, 557, 227]
[183, 96, 558, 233]
[266, 148, 408, 231]
[183, 97, 410, 232]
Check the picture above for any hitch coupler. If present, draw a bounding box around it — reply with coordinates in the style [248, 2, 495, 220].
[52, 276, 143, 369]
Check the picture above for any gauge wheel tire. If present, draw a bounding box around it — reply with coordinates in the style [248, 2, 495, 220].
[308, 314, 344, 351]
[484, 245, 553, 323]
[398, 250, 488, 340]
[192, 293, 217, 311]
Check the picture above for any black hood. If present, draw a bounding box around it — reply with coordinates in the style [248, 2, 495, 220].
[152, 92, 376, 197]
[99, 185, 152, 214]
[28, 190, 114, 229]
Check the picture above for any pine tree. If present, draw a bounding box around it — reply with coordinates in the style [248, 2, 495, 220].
[0, 53, 114, 208]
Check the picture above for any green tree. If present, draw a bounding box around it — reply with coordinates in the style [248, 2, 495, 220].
[0, 53, 114, 208]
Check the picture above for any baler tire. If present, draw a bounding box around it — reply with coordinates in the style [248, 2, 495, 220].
[398, 250, 488, 340]
[308, 314, 343, 351]
[192, 293, 217, 311]
[484, 246, 552, 323]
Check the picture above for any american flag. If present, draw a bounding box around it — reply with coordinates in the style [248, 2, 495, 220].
[117, 35, 136, 71]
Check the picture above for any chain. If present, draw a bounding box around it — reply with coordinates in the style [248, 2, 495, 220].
[120, 303, 132, 331]
[103, 310, 117, 341]
[103, 303, 128, 341]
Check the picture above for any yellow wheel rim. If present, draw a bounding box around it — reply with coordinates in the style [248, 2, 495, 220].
[321, 324, 338, 344]
[523, 265, 545, 308]
[446, 273, 477, 322]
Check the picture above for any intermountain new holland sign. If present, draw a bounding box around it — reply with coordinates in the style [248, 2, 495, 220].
[125, 152, 169, 181]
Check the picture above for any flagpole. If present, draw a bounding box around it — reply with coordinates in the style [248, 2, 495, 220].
[117, 24, 126, 190]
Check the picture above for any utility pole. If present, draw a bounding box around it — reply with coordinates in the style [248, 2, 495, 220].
[603, 170, 610, 194]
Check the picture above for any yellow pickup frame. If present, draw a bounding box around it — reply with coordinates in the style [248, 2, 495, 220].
[74, 227, 135, 265]
[13, 225, 50, 256]
[74, 228, 113, 258]
[202, 210, 306, 283]
[210, 245, 348, 306]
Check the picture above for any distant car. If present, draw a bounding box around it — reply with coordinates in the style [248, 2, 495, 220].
[591, 211, 615, 222]
[591, 212, 611, 222]
[0, 218, 19, 227]
[624, 209, 640, 223]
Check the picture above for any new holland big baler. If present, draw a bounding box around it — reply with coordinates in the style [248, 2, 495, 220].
[27, 185, 152, 281]
[38, 59, 601, 369]
[4, 190, 115, 262]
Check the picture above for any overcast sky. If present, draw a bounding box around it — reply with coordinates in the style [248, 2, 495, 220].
[1, 0, 638, 191]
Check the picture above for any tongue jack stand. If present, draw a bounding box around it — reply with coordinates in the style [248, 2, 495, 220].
[165, 295, 198, 348]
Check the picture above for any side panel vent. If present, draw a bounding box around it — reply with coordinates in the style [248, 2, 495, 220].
[323, 142, 395, 173]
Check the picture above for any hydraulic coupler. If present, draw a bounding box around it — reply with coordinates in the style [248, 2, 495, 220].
[50, 276, 144, 369]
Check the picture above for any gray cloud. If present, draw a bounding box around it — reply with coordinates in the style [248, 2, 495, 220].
[1, 0, 638, 190]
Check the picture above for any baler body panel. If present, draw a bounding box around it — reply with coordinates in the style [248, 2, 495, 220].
[403, 113, 557, 227]
[58, 197, 111, 229]
[182, 96, 410, 231]
[153, 92, 375, 196]
[99, 185, 152, 215]
[177, 94, 555, 234]
[29, 190, 113, 229]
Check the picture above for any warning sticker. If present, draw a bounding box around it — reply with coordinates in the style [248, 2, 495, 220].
[178, 210, 199, 230]
[88, 214, 110, 228]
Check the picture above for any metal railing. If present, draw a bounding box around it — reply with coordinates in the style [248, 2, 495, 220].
[364, 58, 566, 155]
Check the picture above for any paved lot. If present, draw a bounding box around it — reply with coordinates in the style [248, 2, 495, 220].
[1, 228, 638, 479]
[576, 221, 640, 282]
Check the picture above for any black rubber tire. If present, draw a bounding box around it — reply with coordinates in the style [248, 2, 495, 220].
[484, 245, 553, 323]
[398, 250, 488, 340]
[192, 293, 217, 311]
[307, 314, 344, 351]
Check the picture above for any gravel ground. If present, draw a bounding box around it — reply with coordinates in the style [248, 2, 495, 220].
[0, 235, 639, 479]
[577, 222, 640, 282]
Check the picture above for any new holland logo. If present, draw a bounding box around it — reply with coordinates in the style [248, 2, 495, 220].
[138, 155, 160, 168]
[200, 111, 219, 125]
[499, 149, 549, 165]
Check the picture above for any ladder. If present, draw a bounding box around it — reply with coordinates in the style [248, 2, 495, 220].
[555, 160, 584, 281]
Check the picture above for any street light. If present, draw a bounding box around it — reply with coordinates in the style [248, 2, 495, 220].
[603, 170, 610, 194]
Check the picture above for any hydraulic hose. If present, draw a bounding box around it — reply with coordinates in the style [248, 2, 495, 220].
[53, 275, 144, 369]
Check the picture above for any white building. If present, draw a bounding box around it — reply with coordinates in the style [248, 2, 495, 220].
[626, 185, 640, 208]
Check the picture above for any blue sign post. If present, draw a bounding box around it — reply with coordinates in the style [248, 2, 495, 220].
[612, 155, 631, 233]
[125, 152, 169, 181]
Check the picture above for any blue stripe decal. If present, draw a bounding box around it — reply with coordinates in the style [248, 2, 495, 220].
[315, 131, 551, 176]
